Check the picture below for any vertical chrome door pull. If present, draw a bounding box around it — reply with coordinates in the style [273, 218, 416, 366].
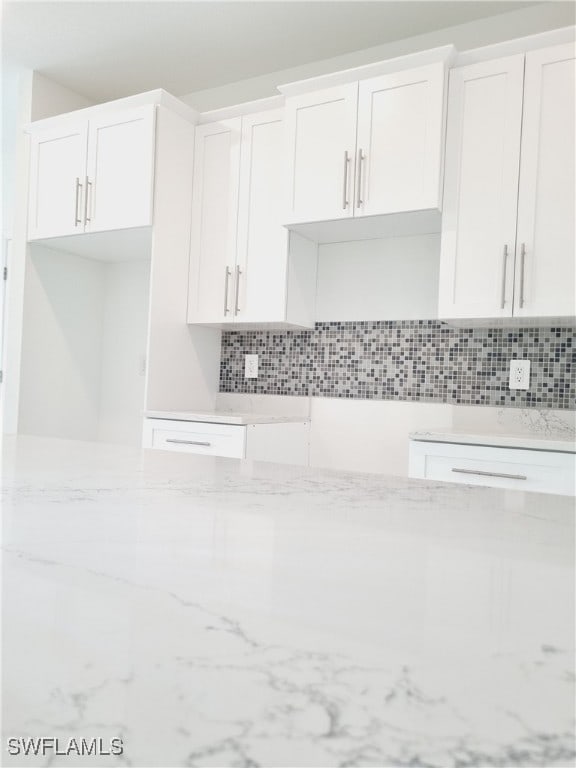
[500, 244, 508, 309]
[342, 151, 349, 209]
[234, 265, 242, 315]
[74, 177, 83, 226]
[84, 176, 92, 223]
[356, 148, 364, 208]
[223, 267, 232, 315]
[519, 243, 526, 308]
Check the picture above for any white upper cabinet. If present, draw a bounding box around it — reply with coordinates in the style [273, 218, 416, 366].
[356, 64, 446, 216]
[284, 84, 358, 224]
[439, 41, 575, 321]
[236, 109, 289, 322]
[188, 119, 241, 325]
[28, 122, 88, 239]
[282, 57, 450, 228]
[438, 55, 524, 319]
[27, 104, 156, 241]
[514, 43, 575, 318]
[187, 107, 317, 329]
[85, 105, 155, 233]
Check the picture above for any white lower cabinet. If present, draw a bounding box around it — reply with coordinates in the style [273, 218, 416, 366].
[409, 440, 575, 496]
[143, 418, 310, 465]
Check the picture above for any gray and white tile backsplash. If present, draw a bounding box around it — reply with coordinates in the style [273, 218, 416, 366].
[220, 321, 575, 409]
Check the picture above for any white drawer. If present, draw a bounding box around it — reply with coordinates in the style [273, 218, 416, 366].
[144, 419, 246, 458]
[409, 441, 575, 495]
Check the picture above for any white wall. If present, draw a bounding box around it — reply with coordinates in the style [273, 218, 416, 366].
[309, 398, 453, 477]
[98, 260, 150, 445]
[316, 234, 439, 321]
[18, 245, 105, 441]
[2, 73, 93, 435]
[18, 246, 151, 445]
[31, 71, 93, 121]
[181, 4, 575, 111]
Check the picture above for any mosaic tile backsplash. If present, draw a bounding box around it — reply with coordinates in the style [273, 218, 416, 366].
[220, 321, 575, 409]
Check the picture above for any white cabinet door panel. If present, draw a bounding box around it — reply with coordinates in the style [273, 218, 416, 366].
[187, 119, 241, 324]
[357, 63, 445, 216]
[438, 55, 524, 319]
[28, 123, 88, 239]
[86, 105, 155, 233]
[236, 109, 288, 323]
[514, 43, 576, 318]
[285, 83, 358, 224]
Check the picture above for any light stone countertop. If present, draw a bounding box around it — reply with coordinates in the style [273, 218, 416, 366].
[145, 409, 308, 425]
[2, 435, 574, 767]
[410, 429, 576, 453]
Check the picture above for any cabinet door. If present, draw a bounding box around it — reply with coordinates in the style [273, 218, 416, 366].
[438, 56, 524, 319]
[28, 122, 88, 239]
[356, 63, 446, 216]
[235, 109, 289, 323]
[514, 43, 576, 318]
[284, 83, 358, 224]
[187, 119, 241, 325]
[85, 105, 155, 233]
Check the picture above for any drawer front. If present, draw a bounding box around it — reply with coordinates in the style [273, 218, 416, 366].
[410, 442, 575, 495]
[145, 420, 246, 458]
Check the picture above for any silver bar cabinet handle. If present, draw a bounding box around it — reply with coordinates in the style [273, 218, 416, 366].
[342, 150, 349, 209]
[223, 267, 231, 315]
[234, 265, 242, 315]
[84, 176, 92, 223]
[452, 468, 527, 481]
[356, 148, 364, 208]
[166, 439, 211, 447]
[500, 244, 508, 309]
[74, 177, 82, 226]
[519, 242, 526, 308]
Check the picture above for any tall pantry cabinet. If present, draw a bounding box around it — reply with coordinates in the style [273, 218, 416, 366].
[20, 91, 220, 446]
[439, 42, 575, 320]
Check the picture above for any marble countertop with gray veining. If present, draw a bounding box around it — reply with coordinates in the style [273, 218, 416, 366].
[1, 435, 574, 767]
[410, 429, 576, 453]
[145, 410, 308, 425]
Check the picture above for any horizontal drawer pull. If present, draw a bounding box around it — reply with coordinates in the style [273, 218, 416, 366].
[166, 438, 211, 447]
[451, 468, 527, 481]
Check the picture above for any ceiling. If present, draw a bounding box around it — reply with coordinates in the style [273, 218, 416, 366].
[1, 1, 563, 102]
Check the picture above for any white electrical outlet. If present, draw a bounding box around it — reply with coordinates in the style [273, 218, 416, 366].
[509, 359, 530, 390]
[245, 354, 258, 379]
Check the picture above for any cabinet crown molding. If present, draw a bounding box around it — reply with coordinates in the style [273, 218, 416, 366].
[25, 89, 199, 134]
[198, 95, 285, 124]
[277, 44, 456, 97]
[454, 25, 575, 67]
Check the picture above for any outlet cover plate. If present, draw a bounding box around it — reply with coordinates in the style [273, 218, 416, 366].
[245, 354, 258, 379]
[509, 359, 530, 390]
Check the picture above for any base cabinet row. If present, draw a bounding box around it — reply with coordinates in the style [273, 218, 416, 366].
[409, 440, 575, 496]
[143, 418, 311, 465]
